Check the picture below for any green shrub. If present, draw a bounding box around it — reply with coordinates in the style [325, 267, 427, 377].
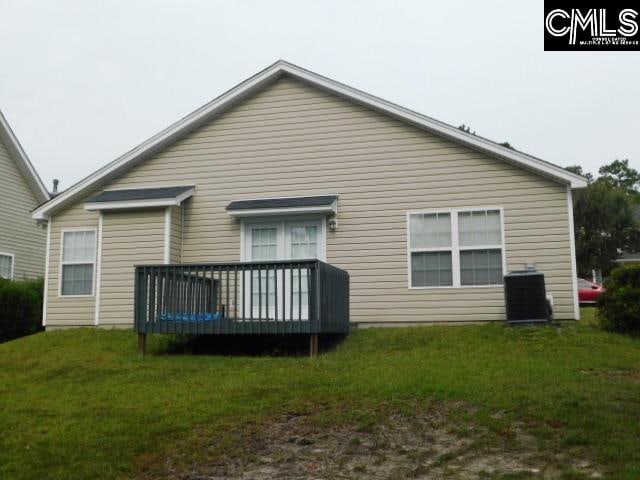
[597, 263, 640, 335]
[0, 278, 44, 343]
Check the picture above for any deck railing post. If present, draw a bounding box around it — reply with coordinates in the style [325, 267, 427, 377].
[313, 261, 321, 334]
[138, 333, 147, 355]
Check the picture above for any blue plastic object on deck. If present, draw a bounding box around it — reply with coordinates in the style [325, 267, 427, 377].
[158, 312, 221, 322]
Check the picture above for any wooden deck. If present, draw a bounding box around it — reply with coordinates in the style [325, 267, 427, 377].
[134, 260, 349, 356]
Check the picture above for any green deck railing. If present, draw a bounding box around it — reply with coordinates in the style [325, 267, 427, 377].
[134, 260, 349, 339]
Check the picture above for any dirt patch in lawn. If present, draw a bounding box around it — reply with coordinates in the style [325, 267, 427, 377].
[149, 403, 602, 480]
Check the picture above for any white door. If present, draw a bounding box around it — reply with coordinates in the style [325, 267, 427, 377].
[243, 219, 324, 320]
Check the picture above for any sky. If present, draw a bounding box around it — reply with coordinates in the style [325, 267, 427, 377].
[1, 0, 638, 191]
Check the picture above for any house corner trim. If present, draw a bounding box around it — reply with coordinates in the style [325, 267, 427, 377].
[567, 187, 580, 320]
[94, 213, 103, 326]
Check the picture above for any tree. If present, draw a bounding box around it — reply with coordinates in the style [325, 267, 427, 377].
[598, 159, 640, 195]
[457, 124, 475, 135]
[457, 124, 513, 148]
[565, 165, 594, 183]
[570, 174, 640, 276]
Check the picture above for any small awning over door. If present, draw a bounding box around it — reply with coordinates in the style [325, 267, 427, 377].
[226, 195, 338, 218]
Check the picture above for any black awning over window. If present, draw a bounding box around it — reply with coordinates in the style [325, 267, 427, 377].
[226, 195, 338, 211]
[87, 186, 194, 203]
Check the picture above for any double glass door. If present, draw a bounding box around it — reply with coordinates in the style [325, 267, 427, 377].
[244, 219, 324, 320]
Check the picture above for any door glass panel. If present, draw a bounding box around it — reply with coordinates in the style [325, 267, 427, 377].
[289, 226, 317, 259]
[287, 224, 318, 318]
[251, 227, 277, 317]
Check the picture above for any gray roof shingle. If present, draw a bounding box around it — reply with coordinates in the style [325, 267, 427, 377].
[226, 195, 337, 211]
[87, 186, 194, 203]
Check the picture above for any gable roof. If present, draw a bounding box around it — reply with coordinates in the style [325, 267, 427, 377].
[32, 60, 587, 220]
[0, 109, 50, 204]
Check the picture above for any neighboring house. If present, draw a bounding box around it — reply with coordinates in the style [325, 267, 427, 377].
[0, 110, 50, 280]
[32, 61, 586, 330]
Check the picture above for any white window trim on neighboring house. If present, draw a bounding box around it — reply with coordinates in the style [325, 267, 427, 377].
[0, 251, 15, 280]
[58, 228, 98, 297]
[406, 207, 507, 289]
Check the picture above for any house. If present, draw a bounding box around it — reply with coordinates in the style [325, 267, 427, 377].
[31, 61, 586, 332]
[615, 204, 640, 265]
[0, 109, 50, 280]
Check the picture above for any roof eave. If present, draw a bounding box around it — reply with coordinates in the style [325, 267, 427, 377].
[30, 59, 587, 220]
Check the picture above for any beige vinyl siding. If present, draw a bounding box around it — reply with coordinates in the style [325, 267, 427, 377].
[45, 76, 577, 326]
[46, 202, 99, 326]
[98, 210, 165, 325]
[0, 136, 46, 279]
[170, 205, 182, 263]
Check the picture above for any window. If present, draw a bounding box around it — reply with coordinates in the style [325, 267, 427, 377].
[0, 253, 14, 279]
[408, 209, 504, 288]
[60, 230, 96, 296]
[409, 213, 452, 287]
[290, 225, 317, 259]
[458, 210, 503, 286]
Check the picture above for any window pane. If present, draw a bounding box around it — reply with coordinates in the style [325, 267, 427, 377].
[251, 228, 277, 260]
[411, 251, 452, 287]
[292, 270, 309, 307]
[486, 210, 502, 244]
[63, 231, 96, 262]
[289, 225, 318, 259]
[472, 212, 486, 245]
[251, 270, 276, 315]
[61, 264, 93, 295]
[459, 210, 502, 247]
[410, 213, 451, 249]
[0, 255, 12, 279]
[459, 249, 503, 286]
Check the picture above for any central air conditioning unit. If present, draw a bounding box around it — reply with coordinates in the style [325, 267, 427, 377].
[503, 270, 552, 324]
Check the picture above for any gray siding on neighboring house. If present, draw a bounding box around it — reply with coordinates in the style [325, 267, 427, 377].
[43, 76, 577, 327]
[0, 135, 46, 280]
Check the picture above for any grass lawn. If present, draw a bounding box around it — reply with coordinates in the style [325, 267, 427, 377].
[1, 308, 639, 479]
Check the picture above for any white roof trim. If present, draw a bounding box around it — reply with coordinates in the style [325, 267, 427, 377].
[84, 188, 193, 211]
[32, 60, 587, 220]
[0, 109, 50, 204]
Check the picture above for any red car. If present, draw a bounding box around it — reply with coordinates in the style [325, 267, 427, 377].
[578, 278, 604, 304]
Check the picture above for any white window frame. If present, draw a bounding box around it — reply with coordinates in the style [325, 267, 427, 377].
[58, 228, 97, 297]
[406, 207, 506, 289]
[0, 251, 15, 280]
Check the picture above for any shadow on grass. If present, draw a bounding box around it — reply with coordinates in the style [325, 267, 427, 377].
[156, 333, 348, 357]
